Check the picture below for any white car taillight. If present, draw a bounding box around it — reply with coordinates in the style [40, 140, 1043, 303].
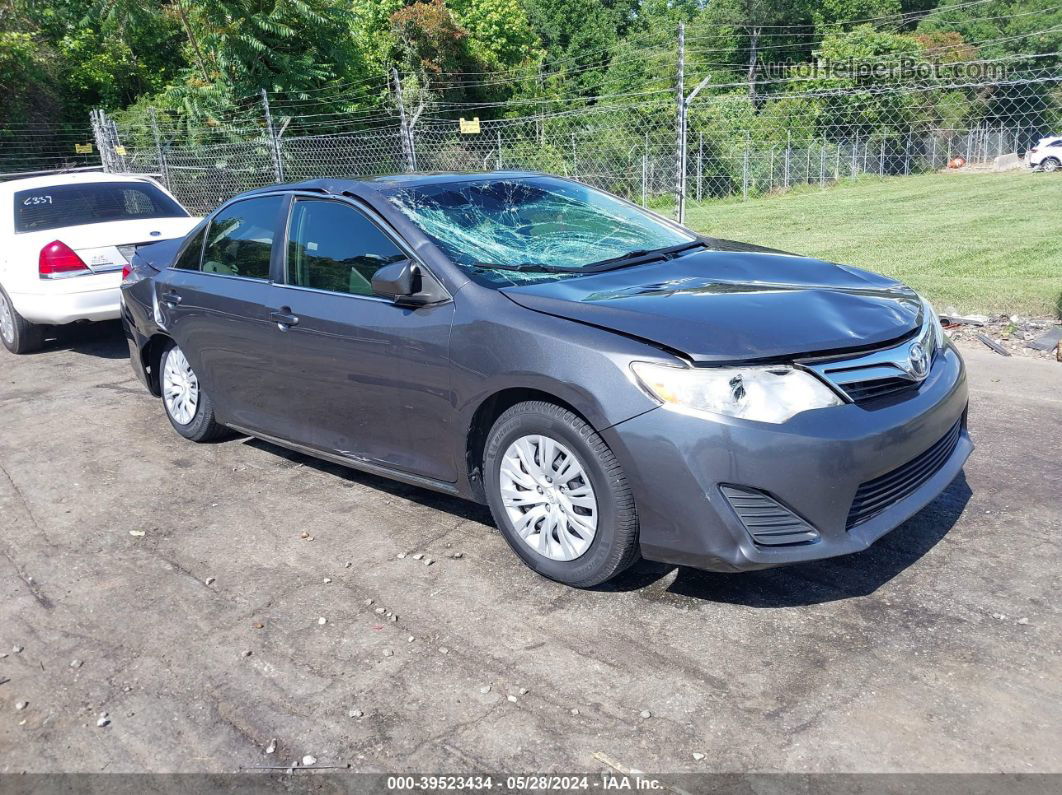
[39, 241, 90, 279]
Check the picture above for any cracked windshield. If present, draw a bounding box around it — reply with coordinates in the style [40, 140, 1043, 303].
[385, 176, 695, 287]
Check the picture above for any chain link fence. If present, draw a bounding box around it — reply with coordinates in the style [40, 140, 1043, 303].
[92, 65, 1061, 217]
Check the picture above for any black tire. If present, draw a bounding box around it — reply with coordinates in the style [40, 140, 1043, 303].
[483, 401, 639, 587]
[160, 342, 229, 442]
[0, 286, 46, 355]
[1042, 157, 1060, 173]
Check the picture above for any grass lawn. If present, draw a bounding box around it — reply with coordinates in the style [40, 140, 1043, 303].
[683, 171, 1062, 318]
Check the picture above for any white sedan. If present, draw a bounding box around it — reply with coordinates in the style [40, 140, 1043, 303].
[0, 172, 199, 354]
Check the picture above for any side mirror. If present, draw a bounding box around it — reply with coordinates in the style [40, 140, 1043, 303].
[371, 259, 415, 300]
[372, 259, 448, 306]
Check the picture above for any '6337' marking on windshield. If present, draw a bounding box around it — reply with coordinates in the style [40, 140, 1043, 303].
[23, 195, 53, 206]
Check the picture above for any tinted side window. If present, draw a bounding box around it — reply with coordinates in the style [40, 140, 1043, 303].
[286, 200, 406, 296]
[173, 226, 207, 270]
[201, 196, 283, 280]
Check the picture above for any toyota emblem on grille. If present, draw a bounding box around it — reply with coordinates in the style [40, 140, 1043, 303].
[907, 342, 929, 379]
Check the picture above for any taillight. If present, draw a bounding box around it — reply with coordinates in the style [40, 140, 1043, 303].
[122, 262, 133, 281]
[39, 241, 90, 278]
[1030, 147, 1039, 154]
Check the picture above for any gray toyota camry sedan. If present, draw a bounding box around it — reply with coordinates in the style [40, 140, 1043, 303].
[121, 172, 971, 587]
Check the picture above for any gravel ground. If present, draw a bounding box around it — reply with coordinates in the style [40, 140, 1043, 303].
[0, 321, 1059, 774]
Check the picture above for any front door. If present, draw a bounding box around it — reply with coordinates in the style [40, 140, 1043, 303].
[267, 197, 457, 483]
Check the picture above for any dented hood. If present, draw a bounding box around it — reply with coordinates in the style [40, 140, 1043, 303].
[500, 243, 923, 362]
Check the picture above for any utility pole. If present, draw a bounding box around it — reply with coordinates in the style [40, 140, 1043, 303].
[260, 89, 283, 183]
[675, 22, 712, 224]
[392, 68, 415, 172]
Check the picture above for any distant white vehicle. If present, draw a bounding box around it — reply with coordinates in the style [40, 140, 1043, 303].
[0, 172, 198, 354]
[1027, 135, 1062, 172]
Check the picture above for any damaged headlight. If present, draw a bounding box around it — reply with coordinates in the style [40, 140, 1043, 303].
[631, 361, 843, 424]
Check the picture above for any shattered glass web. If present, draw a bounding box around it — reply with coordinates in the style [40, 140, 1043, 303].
[386, 177, 693, 287]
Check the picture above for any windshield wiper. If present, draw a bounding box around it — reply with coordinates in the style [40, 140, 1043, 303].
[472, 240, 707, 277]
[472, 262, 582, 274]
[582, 240, 707, 272]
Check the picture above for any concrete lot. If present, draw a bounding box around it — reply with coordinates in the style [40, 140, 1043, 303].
[0, 322, 1059, 774]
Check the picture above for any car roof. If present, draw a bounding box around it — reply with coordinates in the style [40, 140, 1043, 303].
[0, 171, 157, 195]
[238, 171, 546, 201]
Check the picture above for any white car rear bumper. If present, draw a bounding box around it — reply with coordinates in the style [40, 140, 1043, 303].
[8, 276, 121, 325]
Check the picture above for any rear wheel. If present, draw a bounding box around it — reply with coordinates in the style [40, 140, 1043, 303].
[483, 401, 639, 587]
[0, 286, 45, 355]
[1041, 157, 1060, 173]
[160, 343, 227, 442]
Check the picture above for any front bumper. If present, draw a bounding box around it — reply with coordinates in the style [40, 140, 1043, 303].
[602, 343, 971, 572]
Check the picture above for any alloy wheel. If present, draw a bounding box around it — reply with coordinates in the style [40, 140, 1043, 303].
[163, 346, 200, 426]
[498, 434, 598, 561]
[0, 292, 14, 344]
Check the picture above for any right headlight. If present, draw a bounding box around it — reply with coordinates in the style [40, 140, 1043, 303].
[920, 297, 946, 352]
[630, 361, 843, 424]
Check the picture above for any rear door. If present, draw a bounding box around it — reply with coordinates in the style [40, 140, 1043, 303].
[266, 196, 457, 482]
[157, 194, 290, 431]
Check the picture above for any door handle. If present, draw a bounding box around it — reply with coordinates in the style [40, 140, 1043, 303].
[270, 308, 299, 329]
[161, 291, 182, 307]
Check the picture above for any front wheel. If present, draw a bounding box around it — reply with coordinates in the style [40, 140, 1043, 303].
[483, 401, 639, 587]
[160, 343, 228, 442]
[0, 286, 45, 355]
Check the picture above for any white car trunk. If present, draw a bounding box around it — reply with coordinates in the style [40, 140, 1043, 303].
[18, 216, 200, 273]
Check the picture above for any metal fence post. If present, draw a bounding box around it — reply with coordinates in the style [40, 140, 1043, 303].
[90, 110, 108, 172]
[497, 129, 503, 170]
[149, 108, 170, 190]
[391, 69, 415, 173]
[696, 131, 703, 202]
[260, 89, 283, 183]
[783, 131, 790, 189]
[641, 152, 647, 207]
[742, 133, 750, 201]
[675, 21, 686, 221]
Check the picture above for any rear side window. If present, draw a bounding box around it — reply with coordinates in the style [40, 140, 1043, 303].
[201, 196, 283, 280]
[173, 226, 207, 271]
[13, 182, 188, 233]
[285, 199, 406, 296]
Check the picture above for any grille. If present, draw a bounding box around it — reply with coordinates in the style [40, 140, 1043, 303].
[840, 377, 918, 402]
[846, 420, 962, 529]
[721, 486, 820, 546]
[803, 317, 937, 405]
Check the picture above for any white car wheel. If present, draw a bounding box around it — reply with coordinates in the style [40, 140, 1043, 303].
[0, 291, 14, 346]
